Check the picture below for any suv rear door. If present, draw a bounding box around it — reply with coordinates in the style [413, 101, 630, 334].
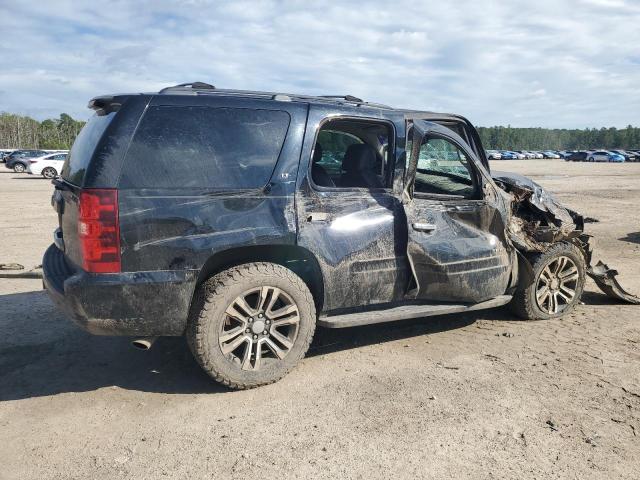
[402, 119, 515, 303]
[295, 107, 409, 312]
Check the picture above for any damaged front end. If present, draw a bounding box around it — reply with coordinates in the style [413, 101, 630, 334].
[492, 171, 640, 305]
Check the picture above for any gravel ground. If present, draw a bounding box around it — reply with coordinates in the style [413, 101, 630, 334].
[1, 160, 639, 480]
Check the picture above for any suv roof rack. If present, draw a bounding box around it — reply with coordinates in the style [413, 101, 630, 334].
[158, 82, 215, 94]
[156, 83, 392, 108]
[319, 95, 364, 103]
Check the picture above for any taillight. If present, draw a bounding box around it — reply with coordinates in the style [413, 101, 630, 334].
[78, 189, 121, 273]
[29, 160, 38, 164]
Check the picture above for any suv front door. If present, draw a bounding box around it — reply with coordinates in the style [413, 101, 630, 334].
[403, 120, 514, 303]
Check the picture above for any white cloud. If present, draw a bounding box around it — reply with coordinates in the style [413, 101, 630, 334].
[0, 0, 638, 128]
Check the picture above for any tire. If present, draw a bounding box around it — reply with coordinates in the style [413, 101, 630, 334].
[187, 262, 316, 389]
[42, 167, 57, 179]
[13, 163, 26, 173]
[510, 242, 586, 320]
[588, 157, 594, 162]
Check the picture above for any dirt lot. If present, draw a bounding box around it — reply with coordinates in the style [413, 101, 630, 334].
[1, 160, 639, 480]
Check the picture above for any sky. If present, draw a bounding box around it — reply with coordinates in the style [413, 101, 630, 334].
[0, 0, 639, 128]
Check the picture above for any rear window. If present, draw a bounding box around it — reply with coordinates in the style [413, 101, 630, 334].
[61, 112, 115, 185]
[119, 106, 290, 189]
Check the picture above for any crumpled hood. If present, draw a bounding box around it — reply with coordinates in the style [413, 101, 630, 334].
[491, 170, 576, 223]
[491, 170, 582, 251]
[491, 170, 640, 305]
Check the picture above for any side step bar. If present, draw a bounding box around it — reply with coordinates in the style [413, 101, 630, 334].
[318, 295, 513, 329]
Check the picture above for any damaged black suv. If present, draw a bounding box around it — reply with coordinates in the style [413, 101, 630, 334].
[43, 82, 634, 389]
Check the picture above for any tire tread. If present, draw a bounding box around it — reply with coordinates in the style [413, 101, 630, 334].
[186, 262, 316, 390]
[509, 242, 585, 321]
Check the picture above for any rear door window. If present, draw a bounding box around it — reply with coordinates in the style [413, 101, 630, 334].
[119, 106, 290, 189]
[316, 130, 363, 177]
[61, 112, 116, 185]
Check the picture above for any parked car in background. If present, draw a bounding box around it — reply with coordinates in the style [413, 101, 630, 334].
[486, 150, 502, 160]
[26, 152, 68, 178]
[610, 150, 636, 162]
[587, 151, 624, 162]
[1, 149, 16, 162]
[542, 151, 560, 159]
[499, 151, 518, 160]
[4, 149, 48, 172]
[567, 151, 587, 162]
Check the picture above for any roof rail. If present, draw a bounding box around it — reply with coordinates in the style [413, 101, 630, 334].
[159, 82, 215, 94]
[319, 95, 364, 103]
[317, 95, 390, 108]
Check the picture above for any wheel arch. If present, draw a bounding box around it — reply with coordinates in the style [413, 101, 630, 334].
[196, 244, 325, 312]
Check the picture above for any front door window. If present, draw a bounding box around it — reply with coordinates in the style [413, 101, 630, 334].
[413, 137, 475, 197]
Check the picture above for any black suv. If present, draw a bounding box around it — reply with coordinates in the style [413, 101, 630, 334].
[44, 83, 609, 389]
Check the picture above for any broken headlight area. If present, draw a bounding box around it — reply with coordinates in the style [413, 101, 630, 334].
[492, 170, 640, 305]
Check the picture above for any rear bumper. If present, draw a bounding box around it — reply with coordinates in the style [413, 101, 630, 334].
[42, 244, 198, 336]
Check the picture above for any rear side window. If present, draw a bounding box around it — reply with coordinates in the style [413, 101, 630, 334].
[62, 112, 115, 185]
[119, 106, 290, 189]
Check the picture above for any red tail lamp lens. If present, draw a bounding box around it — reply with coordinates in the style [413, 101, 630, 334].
[78, 189, 121, 273]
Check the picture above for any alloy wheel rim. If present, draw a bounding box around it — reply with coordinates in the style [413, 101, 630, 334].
[535, 256, 579, 314]
[219, 286, 300, 371]
[43, 168, 55, 178]
[15, 164, 24, 172]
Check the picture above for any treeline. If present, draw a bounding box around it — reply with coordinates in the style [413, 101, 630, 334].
[0, 113, 85, 150]
[478, 125, 640, 150]
[2, 111, 639, 152]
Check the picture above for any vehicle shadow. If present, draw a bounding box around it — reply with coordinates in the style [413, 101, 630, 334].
[2, 288, 618, 400]
[308, 313, 479, 358]
[11, 176, 47, 180]
[618, 232, 640, 245]
[579, 290, 628, 305]
[0, 289, 493, 400]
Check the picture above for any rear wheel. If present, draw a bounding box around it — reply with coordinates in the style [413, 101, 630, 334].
[510, 242, 586, 320]
[42, 167, 57, 179]
[13, 163, 25, 173]
[187, 262, 316, 389]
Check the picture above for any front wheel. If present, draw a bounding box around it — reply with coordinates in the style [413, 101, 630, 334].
[13, 163, 26, 173]
[187, 262, 316, 389]
[42, 167, 57, 179]
[510, 242, 586, 320]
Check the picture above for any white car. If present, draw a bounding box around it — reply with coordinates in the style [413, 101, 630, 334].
[486, 150, 502, 160]
[26, 152, 68, 178]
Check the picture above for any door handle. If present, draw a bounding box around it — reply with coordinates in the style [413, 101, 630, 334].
[412, 222, 436, 232]
[307, 212, 329, 223]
